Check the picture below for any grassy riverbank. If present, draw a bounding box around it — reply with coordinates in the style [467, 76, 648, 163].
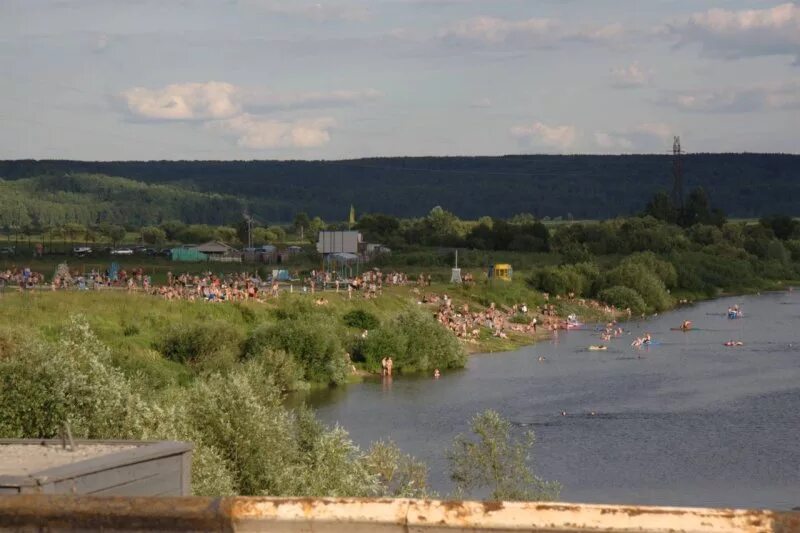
[0, 277, 618, 387]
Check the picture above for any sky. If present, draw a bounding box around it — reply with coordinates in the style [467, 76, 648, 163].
[1, 0, 798, 160]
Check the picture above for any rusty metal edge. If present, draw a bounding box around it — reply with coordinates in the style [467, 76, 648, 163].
[0, 495, 235, 531]
[0, 496, 797, 532]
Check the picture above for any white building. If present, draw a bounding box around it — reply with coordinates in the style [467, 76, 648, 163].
[316, 231, 361, 255]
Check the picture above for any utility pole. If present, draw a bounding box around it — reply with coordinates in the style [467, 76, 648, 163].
[672, 136, 684, 211]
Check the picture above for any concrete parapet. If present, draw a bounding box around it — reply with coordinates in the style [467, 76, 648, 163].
[0, 496, 797, 532]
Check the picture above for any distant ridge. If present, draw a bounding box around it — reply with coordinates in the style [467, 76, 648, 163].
[2, 154, 798, 221]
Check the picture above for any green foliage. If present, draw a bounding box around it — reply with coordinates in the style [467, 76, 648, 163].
[509, 313, 530, 325]
[342, 309, 380, 330]
[620, 252, 677, 289]
[597, 286, 647, 315]
[670, 251, 758, 295]
[360, 309, 466, 374]
[248, 348, 305, 392]
[529, 263, 597, 297]
[141, 225, 166, 245]
[644, 191, 678, 224]
[447, 410, 561, 501]
[357, 327, 407, 372]
[247, 320, 348, 385]
[156, 321, 243, 371]
[0, 317, 432, 498]
[785, 240, 800, 262]
[4, 155, 799, 223]
[605, 261, 673, 312]
[0, 316, 150, 439]
[559, 242, 592, 264]
[760, 215, 800, 241]
[365, 440, 432, 498]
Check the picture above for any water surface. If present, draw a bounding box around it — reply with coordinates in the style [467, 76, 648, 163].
[303, 291, 800, 509]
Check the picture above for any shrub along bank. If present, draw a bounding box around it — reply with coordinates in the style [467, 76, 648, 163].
[0, 314, 557, 501]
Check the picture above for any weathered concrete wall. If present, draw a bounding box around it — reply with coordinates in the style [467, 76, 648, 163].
[0, 496, 797, 532]
[0, 440, 192, 497]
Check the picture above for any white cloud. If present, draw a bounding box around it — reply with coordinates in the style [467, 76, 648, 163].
[438, 17, 635, 49]
[439, 16, 557, 46]
[121, 82, 379, 120]
[121, 82, 241, 121]
[594, 123, 672, 152]
[210, 115, 335, 149]
[119, 82, 377, 150]
[610, 61, 652, 88]
[661, 81, 800, 113]
[511, 121, 577, 151]
[672, 3, 800, 62]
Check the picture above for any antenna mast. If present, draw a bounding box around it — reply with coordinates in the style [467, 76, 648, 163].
[672, 136, 684, 210]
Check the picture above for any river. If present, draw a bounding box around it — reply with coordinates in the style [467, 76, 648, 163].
[301, 291, 800, 510]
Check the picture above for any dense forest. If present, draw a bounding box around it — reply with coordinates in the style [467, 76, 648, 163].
[1, 154, 799, 224]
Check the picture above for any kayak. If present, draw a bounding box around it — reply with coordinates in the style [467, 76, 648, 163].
[670, 327, 693, 331]
[588, 345, 608, 351]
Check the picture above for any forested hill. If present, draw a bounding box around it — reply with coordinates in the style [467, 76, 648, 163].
[1, 154, 799, 221]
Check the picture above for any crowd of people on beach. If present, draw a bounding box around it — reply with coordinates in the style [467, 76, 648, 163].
[428, 293, 595, 342]
[0, 267, 44, 289]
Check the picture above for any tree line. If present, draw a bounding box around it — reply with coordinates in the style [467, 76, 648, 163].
[2, 153, 800, 222]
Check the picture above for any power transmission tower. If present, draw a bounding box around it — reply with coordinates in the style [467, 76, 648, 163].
[671, 136, 684, 210]
[242, 211, 254, 250]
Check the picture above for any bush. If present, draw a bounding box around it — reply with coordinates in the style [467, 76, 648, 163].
[605, 262, 672, 312]
[342, 309, 380, 330]
[509, 313, 530, 325]
[365, 440, 431, 498]
[361, 309, 466, 374]
[670, 251, 758, 293]
[597, 286, 647, 316]
[529, 264, 595, 297]
[620, 252, 678, 289]
[448, 410, 560, 501]
[0, 317, 429, 499]
[156, 321, 243, 370]
[359, 327, 407, 373]
[248, 348, 304, 392]
[558, 242, 592, 265]
[245, 320, 348, 385]
[0, 316, 150, 439]
[786, 240, 800, 262]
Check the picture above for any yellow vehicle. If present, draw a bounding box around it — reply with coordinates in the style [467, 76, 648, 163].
[493, 263, 513, 281]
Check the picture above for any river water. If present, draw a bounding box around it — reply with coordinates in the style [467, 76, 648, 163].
[303, 291, 800, 510]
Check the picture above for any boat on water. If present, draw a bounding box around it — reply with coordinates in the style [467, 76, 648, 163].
[588, 345, 608, 351]
[563, 313, 583, 330]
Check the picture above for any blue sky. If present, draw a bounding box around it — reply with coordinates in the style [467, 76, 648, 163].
[1, 0, 798, 159]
